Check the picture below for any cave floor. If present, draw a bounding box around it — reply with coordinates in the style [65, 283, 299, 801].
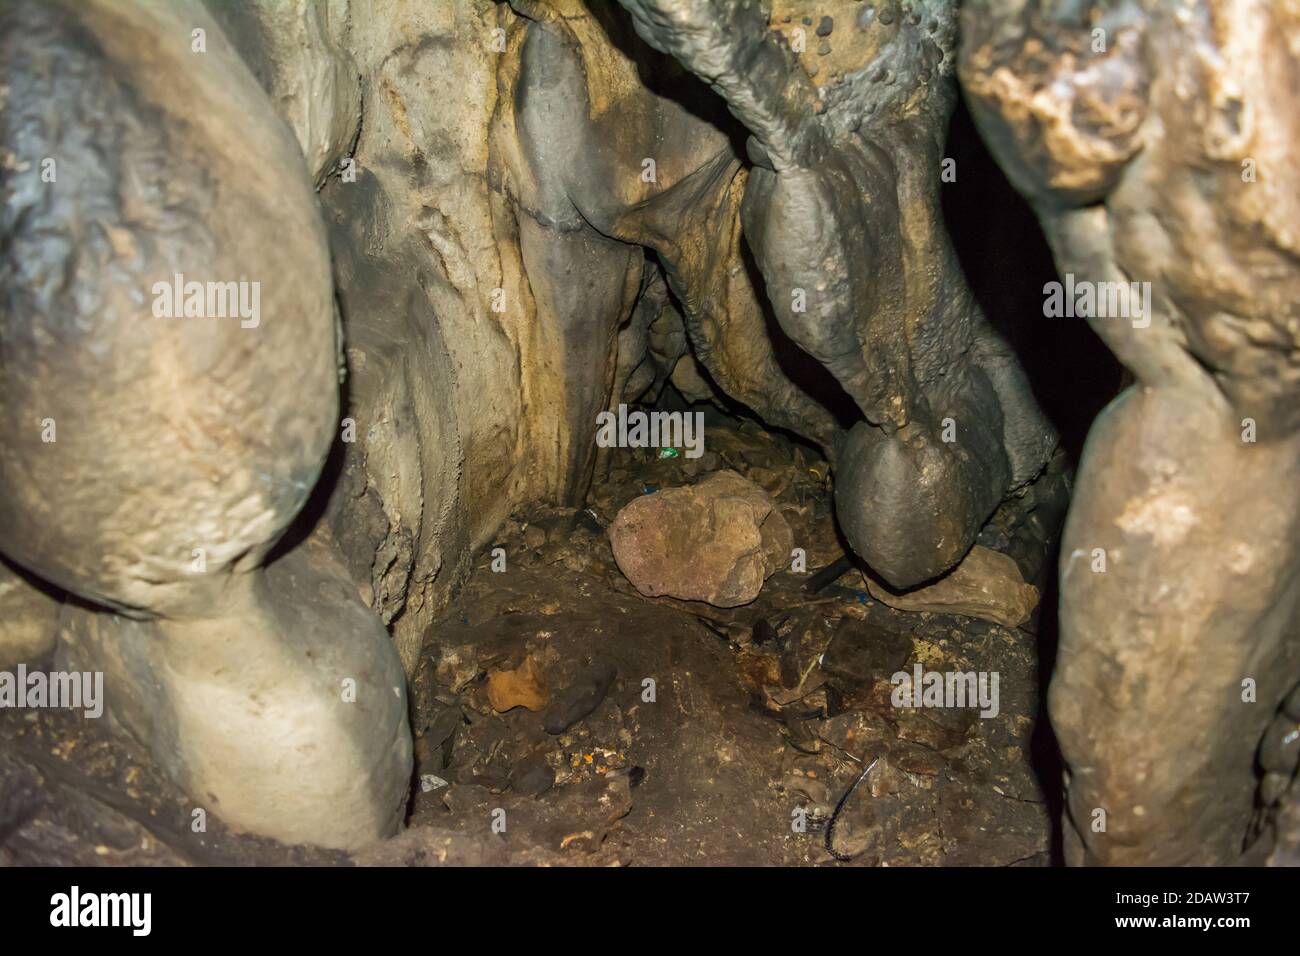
[0, 421, 1057, 866]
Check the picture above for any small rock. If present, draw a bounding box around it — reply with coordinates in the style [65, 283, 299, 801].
[816, 15, 834, 36]
[419, 774, 449, 793]
[889, 741, 946, 776]
[820, 709, 893, 761]
[523, 524, 546, 550]
[510, 753, 555, 797]
[420, 705, 463, 768]
[468, 766, 511, 793]
[976, 523, 1012, 552]
[543, 659, 618, 734]
[698, 451, 721, 471]
[747, 466, 788, 498]
[486, 657, 549, 713]
[894, 710, 972, 751]
[425, 705, 463, 750]
[865, 546, 1040, 628]
[784, 713, 823, 754]
[608, 470, 792, 607]
[576, 508, 604, 534]
[821, 610, 914, 688]
[736, 645, 783, 702]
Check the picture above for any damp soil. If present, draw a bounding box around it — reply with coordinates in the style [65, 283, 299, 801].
[0, 419, 1060, 867]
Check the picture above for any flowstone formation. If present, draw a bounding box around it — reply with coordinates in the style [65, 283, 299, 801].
[961, 0, 1300, 864]
[611, 0, 1058, 588]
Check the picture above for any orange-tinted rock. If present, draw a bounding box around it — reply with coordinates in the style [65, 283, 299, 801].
[608, 471, 792, 608]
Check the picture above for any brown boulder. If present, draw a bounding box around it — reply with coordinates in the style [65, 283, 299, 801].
[608, 471, 791, 607]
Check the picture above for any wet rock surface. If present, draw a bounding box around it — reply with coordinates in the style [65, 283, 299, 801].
[1, 419, 1060, 866]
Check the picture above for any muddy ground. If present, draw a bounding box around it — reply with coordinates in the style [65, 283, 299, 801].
[0, 417, 1065, 866]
